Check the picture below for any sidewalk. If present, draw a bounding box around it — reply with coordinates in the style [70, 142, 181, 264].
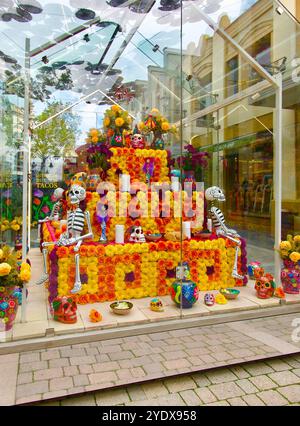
[2, 312, 300, 405]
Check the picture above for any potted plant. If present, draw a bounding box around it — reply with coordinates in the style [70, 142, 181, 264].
[279, 235, 300, 294]
[103, 105, 132, 147]
[86, 128, 113, 181]
[172, 145, 210, 183]
[0, 246, 31, 331]
[139, 108, 177, 149]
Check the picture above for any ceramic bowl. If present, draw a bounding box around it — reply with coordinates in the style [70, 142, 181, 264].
[145, 233, 162, 242]
[110, 301, 133, 315]
[220, 288, 240, 300]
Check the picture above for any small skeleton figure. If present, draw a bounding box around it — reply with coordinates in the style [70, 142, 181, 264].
[128, 226, 146, 243]
[131, 133, 145, 149]
[36, 184, 93, 293]
[205, 186, 244, 280]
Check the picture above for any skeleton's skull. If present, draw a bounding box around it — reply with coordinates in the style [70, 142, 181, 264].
[52, 187, 64, 202]
[69, 184, 86, 205]
[205, 186, 226, 202]
[131, 133, 145, 149]
[52, 296, 77, 324]
[129, 226, 146, 243]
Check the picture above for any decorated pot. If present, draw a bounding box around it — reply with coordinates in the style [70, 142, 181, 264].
[86, 174, 101, 192]
[170, 279, 199, 309]
[281, 262, 300, 294]
[0, 285, 19, 331]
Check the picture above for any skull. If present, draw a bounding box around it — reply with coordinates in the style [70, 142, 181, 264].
[129, 226, 146, 243]
[52, 296, 77, 324]
[255, 273, 275, 299]
[131, 133, 145, 149]
[205, 186, 226, 202]
[52, 187, 64, 201]
[68, 184, 86, 205]
[150, 298, 164, 312]
[204, 293, 215, 306]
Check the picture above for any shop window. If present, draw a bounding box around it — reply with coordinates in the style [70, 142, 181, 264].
[225, 56, 239, 97]
[246, 33, 271, 86]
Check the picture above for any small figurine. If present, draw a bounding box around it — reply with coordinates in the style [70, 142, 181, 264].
[204, 293, 215, 306]
[248, 261, 262, 279]
[131, 127, 145, 149]
[255, 271, 275, 299]
[150, 298, 164, 312]
[52, 296, 77, 324]
[128, 225, 146, 243]
[205, 186, 244, 280]
[97, 203, 108, 243]
[142, 157, 155, 187]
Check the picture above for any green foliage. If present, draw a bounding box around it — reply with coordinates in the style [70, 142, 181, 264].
[32, 101, 81, 164]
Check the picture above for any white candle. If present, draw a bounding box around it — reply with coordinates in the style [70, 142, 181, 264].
[183, 222, 191, 239]
[207, 218, 213, 232]
[171, 176, 180, 191]
[121, 174, 130, 192]
[115, 224, 125, 244]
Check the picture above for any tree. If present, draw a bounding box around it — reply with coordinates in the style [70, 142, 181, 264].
[32, 101, 81, 171]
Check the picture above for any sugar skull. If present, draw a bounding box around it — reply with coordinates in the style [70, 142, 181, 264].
[131, 133, 145, 149]
[128, 226, 146, 243]
[255, 273, 275, 299]
[248, 261, 262, 279]
[68, 184, 86, 205]
[150, 298, 164, 312]
[52, 296, 77, 324]
[204, 293, 215, 306]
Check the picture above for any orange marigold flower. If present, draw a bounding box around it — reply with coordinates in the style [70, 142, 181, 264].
[57, 246, 69, 258]
[89, 309, 102, 322]
[97, 246, 105, 257]
[87, 245, 98, 257]
[157, 241, 167, 251]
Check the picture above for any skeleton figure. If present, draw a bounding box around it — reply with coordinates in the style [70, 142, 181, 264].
[128, 226, 146, 243]
[38, 188, 65, 241]
[205, 186, 244, 280]
[36, 185, 93, 294]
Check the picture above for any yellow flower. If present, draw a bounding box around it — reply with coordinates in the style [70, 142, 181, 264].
[90, 129, 99, 137]
[11, 224, 20, 231]
[0, 249, 3, 260]
[290, 252, 300, 263]
[161, 121, 170, 131]
[20, 262, 30, 271]
[280, 241, 292, 251]
[20, 269, 31, 281]
[111, 105, 121, 112]
[294, 235, 300, 243]
[104, 117, 110, 127]
[91, 136, 98, 143]
[0, 263, 11, 276]
[115, 117, 125, 127]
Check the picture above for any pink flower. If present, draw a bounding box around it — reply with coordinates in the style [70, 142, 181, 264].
[42, 205, 50, 214]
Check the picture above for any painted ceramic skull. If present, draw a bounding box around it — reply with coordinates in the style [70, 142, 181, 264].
[255, 273, 275, 299]
[204, 293, 215, 306]
[131, 133, 145, 149]
[68, 184, 86, 205]
[52, 296, 77, 324]
[205, 186, 226, 202]
[129, 226, 146, 243]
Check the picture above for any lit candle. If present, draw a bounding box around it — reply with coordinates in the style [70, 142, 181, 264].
[171, 176, 180, 191]
[207, 218, 213, 232]
[115, 224, 125, 244]
[121, 174, 130, 192]
[183, 222, 191, 239]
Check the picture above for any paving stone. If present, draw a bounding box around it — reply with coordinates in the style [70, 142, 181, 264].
[19, 361, 48, 373]
[49, 377, 73, 392]
[265, 359, 292, 371]
[20, 353, 40, 363]
[227, 397, 248, 406]
[42, 390, 68, 400]
[127, 384, 147, 401]
[164, 376, 196, 393]
[16, 394, 42, 405]
[109, 351, 134, 361]
[17, 372, 32, 385]
[34, 367, 63, 381]
[212, 351, 233, 361]
[257, 390, 288, 406]
[95, 388, 130, 406]
[49, 358, 70, 368]
[158, 393, 186, 406]
[206, 400, 230, 406]
[126, 398, 162, 407]
[41, 350, 60, 361]
[95, 354, 110, 363]
[64, 366, 79, 377]
[142, 381, 169, 399]
[242, 394, 265, 406]
[93, 361, 119, 373]
[209, 382, 245, 400]
[73, 375, 89, 387]
[79, 365, 93, 374]
[205, 369, 237, 384]
[244, 362, 274, 376]
[229, 349, 255, 358]
[16, 380, 49, 399]
[194, 387, 217, 404]
[191, 373, 211, 387]
[179, 390, 202, 405]
[277, 385, 300, 403]
[60, 348, 86, 357]
[143, 362, 164, 374]
[285, 358, 300, 369]
[268, 371, 300, 386]
[163, 359, 191, 370]
[230, 366, 250, 379]
[236, 379, 258, 394]
[88, 371, 118, 384]
[61, 395, 96, 406]
[99, 345, 122, 354]
[161, 351, 188, 361]
[70, 356, 96, 366]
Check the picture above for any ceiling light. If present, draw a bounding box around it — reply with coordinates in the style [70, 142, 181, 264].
[83, 34, 90, 42]
[75, 8, 96, 20]
[276, 6, 284, 15]
[158, 0, 181, 12]
[129, 0, 155, 14]
[17, 1, 43, 14]
[42, 55, 49, 64]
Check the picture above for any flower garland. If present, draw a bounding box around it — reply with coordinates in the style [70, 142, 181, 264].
[279, 235, 300, 263]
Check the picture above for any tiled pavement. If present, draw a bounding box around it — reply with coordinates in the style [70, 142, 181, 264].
[32, 355, 300, 406]
[3, 312, 300, 405]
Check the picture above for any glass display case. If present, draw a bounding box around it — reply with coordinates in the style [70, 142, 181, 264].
[0, 0, 300, 344]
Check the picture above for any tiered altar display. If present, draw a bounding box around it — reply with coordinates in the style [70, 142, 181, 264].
[41, 145, 248, 306]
